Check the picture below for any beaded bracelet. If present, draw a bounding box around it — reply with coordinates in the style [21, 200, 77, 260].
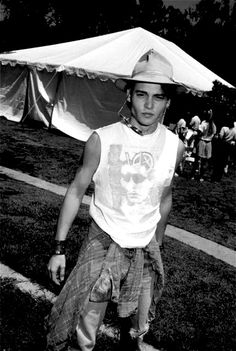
[54, 240, 66, 255]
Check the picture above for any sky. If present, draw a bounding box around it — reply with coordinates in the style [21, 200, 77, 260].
[163, 0, 200, 11]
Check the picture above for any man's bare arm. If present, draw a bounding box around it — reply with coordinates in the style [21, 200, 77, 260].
[55, 132, 100, 241]
[47, 132, 100, 284]
[155, 139, 185, 246]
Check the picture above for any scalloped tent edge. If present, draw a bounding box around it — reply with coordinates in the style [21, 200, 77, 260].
[0, 27, 234, 141]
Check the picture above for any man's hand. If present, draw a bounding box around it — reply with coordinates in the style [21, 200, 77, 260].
[47, 254, 66, 285]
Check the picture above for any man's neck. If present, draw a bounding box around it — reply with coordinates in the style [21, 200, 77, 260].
[130, 118, 159, 135]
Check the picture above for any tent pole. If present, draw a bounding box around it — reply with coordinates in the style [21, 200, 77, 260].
[20, 68, 30, 125]
[49, 72, 63, 130]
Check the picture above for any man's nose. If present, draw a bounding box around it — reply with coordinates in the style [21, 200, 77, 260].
[145, 97, 153, 109]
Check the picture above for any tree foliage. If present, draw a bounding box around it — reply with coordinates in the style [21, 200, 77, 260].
[206, 81, 236, 128]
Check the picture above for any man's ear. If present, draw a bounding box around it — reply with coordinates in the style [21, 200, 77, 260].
[126, 88, 131, 101]
[166, 99, 171, 109]
[126, 89, 131, 108]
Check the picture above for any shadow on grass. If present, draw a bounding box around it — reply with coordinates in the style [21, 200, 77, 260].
[0, 278, 51, 351]
[0, 278, 120, 351]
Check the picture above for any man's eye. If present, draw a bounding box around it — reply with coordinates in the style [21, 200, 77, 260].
[155, 95, 166, 100]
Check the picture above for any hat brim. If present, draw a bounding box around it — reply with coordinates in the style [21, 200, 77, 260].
[115, 73, 179, 91]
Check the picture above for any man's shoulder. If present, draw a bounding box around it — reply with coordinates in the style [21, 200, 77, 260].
[96, 122, 121, 133]
[101, 122, 118, 130]
[162, 123, 178, 139]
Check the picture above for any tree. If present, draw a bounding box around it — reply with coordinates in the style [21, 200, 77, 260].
[206, 80, 236, 128]
[160, 5, 192, 46]
[0, 0, 61, 51]
[185, 0, 236, 86]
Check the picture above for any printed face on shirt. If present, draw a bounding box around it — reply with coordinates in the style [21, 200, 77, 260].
[120, 164, 152, 205]
[120, 150, 155, 205]
[108, 147, 163, 210]
[130, 82, 170, 133]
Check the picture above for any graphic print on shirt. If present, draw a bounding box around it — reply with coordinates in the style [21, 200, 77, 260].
[108, 144, 160, 216]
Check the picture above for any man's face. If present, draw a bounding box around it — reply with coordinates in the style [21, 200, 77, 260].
[130, 82, 170, 133]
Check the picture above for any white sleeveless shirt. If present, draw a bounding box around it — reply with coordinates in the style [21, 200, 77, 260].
[89, 122, 179, 248]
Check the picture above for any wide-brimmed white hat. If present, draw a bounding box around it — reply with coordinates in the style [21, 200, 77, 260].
[116, 49, 180, 91]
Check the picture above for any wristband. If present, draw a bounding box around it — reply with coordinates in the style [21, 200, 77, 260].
[54, 240, 66, 255]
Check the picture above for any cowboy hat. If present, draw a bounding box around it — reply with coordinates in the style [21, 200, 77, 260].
[116, 49, 180, 91]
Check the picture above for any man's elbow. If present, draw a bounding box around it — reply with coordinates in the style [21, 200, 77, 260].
[160, 193, 172, 216]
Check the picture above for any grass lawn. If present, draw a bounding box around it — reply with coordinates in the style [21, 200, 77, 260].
[0, 117, 236, 351]
[0, 117, 235, 249]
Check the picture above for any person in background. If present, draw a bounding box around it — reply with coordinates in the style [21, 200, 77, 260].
[190, 114, 201, 131]
[46, 49, 185, 351]
[184, 115, 202, 179]
[174, 118, 188, 142]
[174, 118, 188, 175]
[188, 115, 201, 148]
[193, 109, 216, 181]
[211, 115, 236, 181]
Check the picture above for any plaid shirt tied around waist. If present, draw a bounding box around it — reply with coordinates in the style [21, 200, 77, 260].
[46, 220, 164, 350]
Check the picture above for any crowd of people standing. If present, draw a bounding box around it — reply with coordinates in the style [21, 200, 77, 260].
[171, 109, 236, 182]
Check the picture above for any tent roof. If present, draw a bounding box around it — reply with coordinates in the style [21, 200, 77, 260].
[0, 27, 234, 93]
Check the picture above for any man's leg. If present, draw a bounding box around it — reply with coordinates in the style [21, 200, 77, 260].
[130, 264, 155, 337]
[71, 301, 108, 351]
[121, 262, 158, 350]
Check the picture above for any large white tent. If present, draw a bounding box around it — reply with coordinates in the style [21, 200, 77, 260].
[0, 27, 234, 141]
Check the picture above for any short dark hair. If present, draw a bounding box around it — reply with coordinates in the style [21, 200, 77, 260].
[126, 81, 176, 99]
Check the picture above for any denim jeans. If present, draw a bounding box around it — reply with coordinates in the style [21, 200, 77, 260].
[70, 254, 155, 351]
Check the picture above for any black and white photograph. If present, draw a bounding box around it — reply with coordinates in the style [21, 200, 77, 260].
[0, 1, 235, 350]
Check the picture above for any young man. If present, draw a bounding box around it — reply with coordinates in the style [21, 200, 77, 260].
[46, 49, 185, 351]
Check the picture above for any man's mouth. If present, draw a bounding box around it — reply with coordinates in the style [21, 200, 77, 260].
[142, 112, 154, 117]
